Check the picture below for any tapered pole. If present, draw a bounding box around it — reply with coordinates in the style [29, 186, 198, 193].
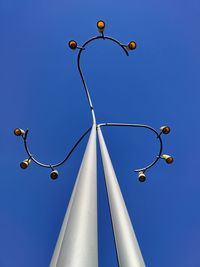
[98, 127, 145, 267]
[50, 124, 98, 267]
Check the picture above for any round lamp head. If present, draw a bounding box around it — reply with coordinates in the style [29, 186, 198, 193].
[20, 159, 31, 169]
[14, 128, 25, 136]
[128, 41, 137, 50]
[50, 170, 59, 180]
[162, 154, 174, 164]
[160, 126, 170, 134]
[138, 171, 146, 182]
[68, 40, 77, 50]
[97, 20, 105, 32]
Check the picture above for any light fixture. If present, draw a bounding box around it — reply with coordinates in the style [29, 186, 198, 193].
[20, 159, 31, 169]
[14, 22, 173, 184]
[50, 169, 59, 180]
[162, 154, 173, 164]
[68, 40, 77, 50]
[97, 20, 105, 33]
[138, 171, 146, 182]
[14, 128, 25, 136]
[127, 41, 137, 50]
[160, 126, 170, 134]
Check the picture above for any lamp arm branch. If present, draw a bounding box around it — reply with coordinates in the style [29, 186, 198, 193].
[98, 122, 163, 172]
[22, 127, 92, 169]
[77, 35, 129, 124]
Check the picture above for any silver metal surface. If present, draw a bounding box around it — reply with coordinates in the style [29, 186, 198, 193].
[50, 124, 98, 267]
[98, 127, 146, 267]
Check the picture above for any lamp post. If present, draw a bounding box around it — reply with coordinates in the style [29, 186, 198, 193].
[14, 21, 173, 267]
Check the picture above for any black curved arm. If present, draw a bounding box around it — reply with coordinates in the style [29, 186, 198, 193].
[22, 127, 91, 169]
[15, 21, 172, 180]
[77, 35, 129, 123]
[98, 123, 163, 173]
[16, 30, 132, 174]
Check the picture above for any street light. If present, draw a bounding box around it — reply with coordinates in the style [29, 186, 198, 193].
[97, 20, 105, 33]
[50, 169, 59, 180]
[68, 40, 77, 50]
[138, 171, 146, 182]
[162, 154, 174, 164]
[14, 128, 25, 136]
[14, 20, 173, 267]
[160, 125, 171, 134]
[20, 158, 31, 169]
[127, 41, 137, 50]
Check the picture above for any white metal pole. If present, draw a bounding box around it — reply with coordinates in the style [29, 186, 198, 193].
[97, 127, 146, 267]
[50, 124, 98, 267]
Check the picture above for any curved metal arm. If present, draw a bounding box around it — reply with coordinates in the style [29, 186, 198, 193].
[77, 35, 129, 123]
[22, 127, 91, 169]
[16, 31, 132, 174]
[15, 22, 172, 180]
[98, 123, 163, 173]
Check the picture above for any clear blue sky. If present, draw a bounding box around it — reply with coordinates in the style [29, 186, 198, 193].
[1, 0, 200, 266]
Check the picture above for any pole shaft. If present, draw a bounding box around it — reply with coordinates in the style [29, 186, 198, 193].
[98, 127, 146, 267]
[50, 124, 98, 267]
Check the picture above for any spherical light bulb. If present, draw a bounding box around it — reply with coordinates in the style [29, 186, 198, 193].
[50, 170, 59, 180]
[162, 154, 174, 164]
[160, 126, 171, 134]
[14, 128, 25, 136]
[97, 20, 105, 33]
[138, 171, 146, 182]
[68, 40, 77, 50]
[20, 159, 31, 169]
[128, 41, 137, 50]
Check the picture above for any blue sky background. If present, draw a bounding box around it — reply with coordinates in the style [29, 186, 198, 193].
[1, 0, 200, 266]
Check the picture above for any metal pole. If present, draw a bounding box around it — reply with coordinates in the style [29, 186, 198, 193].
[14, 22, 173, 267]
[50, 124, 98, 267]
[97, 126, 146, 267]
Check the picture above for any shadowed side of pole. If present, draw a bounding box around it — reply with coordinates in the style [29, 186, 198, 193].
[50, 124, 98, 267]
[97, 127, 145, 267]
